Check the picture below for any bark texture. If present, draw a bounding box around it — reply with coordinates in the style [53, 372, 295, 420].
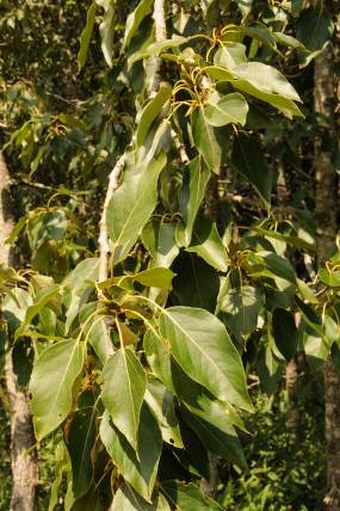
[0, 153, 38, 511]
[313, 43, 340, 510]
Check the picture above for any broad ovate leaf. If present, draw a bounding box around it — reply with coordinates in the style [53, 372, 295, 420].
[159, 306, 252, 411]
[30, 339, 86, 441]
[101, 348, 147, 449]
[106, 152, 167, 263]
[204, 93, 248, 127]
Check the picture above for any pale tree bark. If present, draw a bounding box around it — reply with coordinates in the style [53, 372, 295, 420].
[0, 153, 38, 511]
[313, 42, 340, 509]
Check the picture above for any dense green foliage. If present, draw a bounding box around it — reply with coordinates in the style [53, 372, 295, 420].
[0, 0, 338, 509]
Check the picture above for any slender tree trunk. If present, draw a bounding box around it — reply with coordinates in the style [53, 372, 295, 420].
[0, 153, 38, 511]
[313, 42, 340, 509]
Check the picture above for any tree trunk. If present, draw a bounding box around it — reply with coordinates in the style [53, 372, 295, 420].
[313, 42, 340, 510]
[0, 153, 38, 511]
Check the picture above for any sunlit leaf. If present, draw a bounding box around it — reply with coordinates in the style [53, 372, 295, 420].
[102, 348, 146, 449]
[205, 93, 248, 127]
[30, 339, 85, 441]
[106, 153, 167, 263]
[192, 108, 222, 174]
[159, 306, 252, 411]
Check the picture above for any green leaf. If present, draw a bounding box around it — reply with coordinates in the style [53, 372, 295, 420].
[234, 62, 301, 101]
[205, 93, 248, 127]
[219, 286, 263, 341]
[206, 65, 303, 119]
[176, 157, 210, 247]
[136, 82, 172, 146]
[78, 3, 97, 69]
[297, 8, 332, 51]
[171, 252, 220, 313]
[87, 317, 111, 364]
[112, 485, 171, 510]
[106, 152, 167, 263]
[123, 0, 154, 50]
[30, 339, 85, 441]
[214, 43, 247, 69]
[16, 283, 60, 338]
[182, 401, 246, 469]
[145, 375, 183, 448]
[161, 481, 223, 510]
[98, 0, 115, 67]
[66, 392, 99, 499]
[63, 258, 99, 333]
[192, 108, 222, 174]
[100, 404, 162, 501]
[159, 306, 252, 411]
[319, 268, 340, 288]
[231, 133, 272, 203]
[186, 217, 228, 272]
[272, 308, 298, 361]
[133, 267, 175, 290]
[142, 219, 179, 268]
[128, 36, 188, 68]
[101, 348, 147, 449]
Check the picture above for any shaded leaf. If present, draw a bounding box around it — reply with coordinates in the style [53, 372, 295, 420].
[142, 219, 179, 269]
[99, 1, 115, 67]
[272, 308, 298, 361]
[219, 285, 263, 341]
[66, 392, 99, 498]
[187, 217, 228, 272]
[136, 82, 172, 146]
[123, 0, 154, 50]
[176, 156, 210, 247]
[231, 133, 272, 203]
[78, 3, 97, 69]
[100, 404, 162, 501]
[145, 375, 183, 448]
[297, 8, 332, 51]
[63, 258, 99, 333]
[171, 252, 220, 313]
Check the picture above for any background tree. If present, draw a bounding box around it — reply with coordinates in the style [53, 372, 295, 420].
[0, 0, 338, 509]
